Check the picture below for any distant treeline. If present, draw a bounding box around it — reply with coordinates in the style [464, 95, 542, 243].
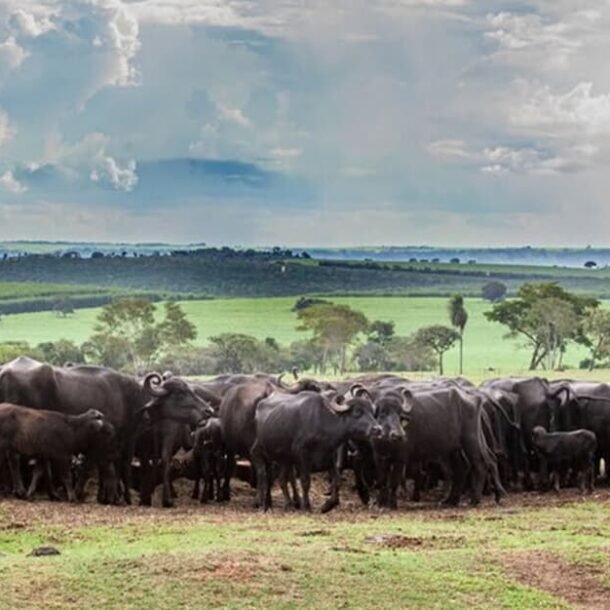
[0, 247, 609, 302]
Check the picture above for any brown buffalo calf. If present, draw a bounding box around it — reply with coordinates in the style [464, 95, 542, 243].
[0, 403, 108, 501]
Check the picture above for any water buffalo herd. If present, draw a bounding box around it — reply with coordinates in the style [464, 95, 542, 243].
[0, 356, 608, 512]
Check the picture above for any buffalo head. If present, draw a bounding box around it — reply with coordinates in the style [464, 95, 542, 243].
[141, 373, 214, 425]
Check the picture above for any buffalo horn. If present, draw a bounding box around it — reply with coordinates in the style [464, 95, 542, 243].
[143, 372, 169, 397]
[328, 395, 351, 414]
[349, 383, 373, 401]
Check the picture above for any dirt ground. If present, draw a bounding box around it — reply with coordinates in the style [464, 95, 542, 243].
[2, 478, 610, 609]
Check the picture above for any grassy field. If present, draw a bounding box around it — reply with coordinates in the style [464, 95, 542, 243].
[0, 489, 609, 609]
[0, 296, 603, 375]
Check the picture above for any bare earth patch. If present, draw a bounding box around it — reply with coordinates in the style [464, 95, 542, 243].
[106, 551, 276, 584]
[501, 550, 610, 610]
[365, 532, 466, 549]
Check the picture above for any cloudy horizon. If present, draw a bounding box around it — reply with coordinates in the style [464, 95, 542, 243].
[0, 1, 609, 247]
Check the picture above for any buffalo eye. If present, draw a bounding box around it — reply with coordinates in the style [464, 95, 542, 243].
[352, 406, 362, 417]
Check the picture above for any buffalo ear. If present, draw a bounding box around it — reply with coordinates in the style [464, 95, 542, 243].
[335, 395, 346, 405]
[401, 388, 414, 414]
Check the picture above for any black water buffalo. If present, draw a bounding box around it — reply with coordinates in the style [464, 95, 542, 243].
[137, 373, 214, 507]
[219, 376, 326, 499]
[531, 426, 597, 492]
[548, 381, 610, 482]
[398, 387, 506, 506]
[251, 390, 382, 513]
[192, 417, 228, 502]
[368, 387, 411, 508]
[481, 377, 572, 488]
[0, 404, 110, 501]
[0, 357, 213, 506]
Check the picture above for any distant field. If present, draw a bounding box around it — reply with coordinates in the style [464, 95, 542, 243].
[0, 281, 126, 315]
[0, 296, 604, 375]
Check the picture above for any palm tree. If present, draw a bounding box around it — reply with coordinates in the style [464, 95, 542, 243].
[448, 294, 468, 375]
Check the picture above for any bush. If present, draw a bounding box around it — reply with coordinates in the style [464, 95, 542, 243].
[482, 281, 507, 302]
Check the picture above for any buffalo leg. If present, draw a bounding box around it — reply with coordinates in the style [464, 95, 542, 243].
[278, 463, 295, 510]
[298, 456, 312, 512]
[26, 461, 45, 500]
[56, 459, 76, 502]
[75, 458, 93, 502]
[441, 455, 463, 506]
[250, 442, 270, 511]
[462, 439, 486, 506]
[222, 453, 235, 501]
[7, 453, 27, 499]
[388, 462, 403, 509]
[321, 461, 341, 513]
[375, 455, 389, 507]
[288, 466, 301, 509]
[161, 456, 175, 508]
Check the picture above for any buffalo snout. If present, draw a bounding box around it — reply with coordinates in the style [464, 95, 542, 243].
[370, 424, 383, 439]
[389, 429, 405, 441]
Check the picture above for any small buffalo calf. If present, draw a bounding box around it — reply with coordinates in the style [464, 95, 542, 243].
[531, 426, 597, 493]
[0, 403, 108, 502]
[192, 418, 229, 503]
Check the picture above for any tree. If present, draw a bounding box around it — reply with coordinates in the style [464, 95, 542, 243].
[0, 341, 42, 364]
[86, 298, 197, 374]
[385, 336, 436, 372]
[54, 297, 75, 317]
[485, 282, 598, 370]
[583, 309, 610, 370]
[296, 303, 369, 373]
[207, 333, 288, 374]
[584, 260, 597, 269]
[527, 297, 580, 370]
[288, 339, 324, 373]
[414, 325, 459, 375]
[448, 294, 468, 375]
[482, 281, 507, 302]
[37, 339, 85, 366]
[367, 320, 395, 345]
[354, 341, 392, 372]
[157, 301, 197, 350]
[291, 297, 331, 312]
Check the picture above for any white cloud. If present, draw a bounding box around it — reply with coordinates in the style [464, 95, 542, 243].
[90, 156, 138, 191]
[510, 82, 610, 137]
[427, 139, 472, 160]
[485, 12, 579, 69]
[0, 110, 16, 145]
[219, 104, 251, 128]
[40, 131, 138, 192]
[0, 169, 26, 193]
[0, 36, 27, 75]
[8, 7, 55, 38]
[429, 138, 598, 177]
[129, 0, 471, 37]
[74, 0, 141, 90]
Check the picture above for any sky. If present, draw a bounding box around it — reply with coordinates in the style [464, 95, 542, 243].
[0, 1, 609, 247]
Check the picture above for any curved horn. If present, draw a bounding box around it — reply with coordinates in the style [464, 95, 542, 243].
[291, 367, 300, 380]
[328, 394, 351, 414]
[278, 372, 299, 392]
[401, 388, 413, 415]
[162, 370, 174, 381]
[349, 383, 373, 401]
[143, 372, 169, 397]
[349, 383, 366, 397]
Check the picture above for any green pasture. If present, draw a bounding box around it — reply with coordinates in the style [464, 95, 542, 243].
[0, 296, 604, 375]
[0, 493, 609, 609]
